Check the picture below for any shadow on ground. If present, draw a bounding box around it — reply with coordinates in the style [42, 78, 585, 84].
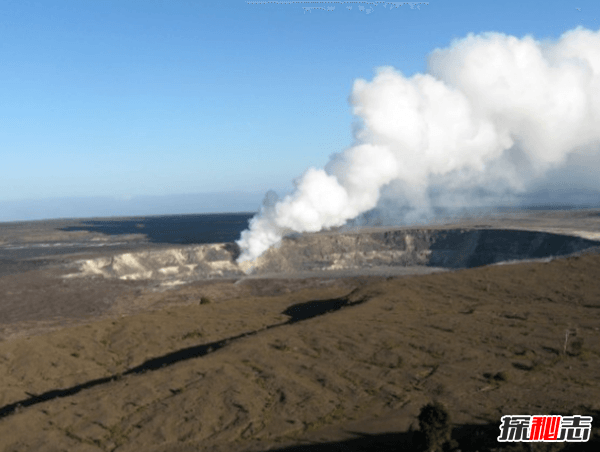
[270, 418, 600, 452]
[427, 229, 600, 269]
[0, 293, 367, 419]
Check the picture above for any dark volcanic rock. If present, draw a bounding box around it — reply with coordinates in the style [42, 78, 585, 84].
[254, 228, 599, 274]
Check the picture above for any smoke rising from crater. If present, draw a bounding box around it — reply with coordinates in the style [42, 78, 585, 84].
[237, 27, 600, 262]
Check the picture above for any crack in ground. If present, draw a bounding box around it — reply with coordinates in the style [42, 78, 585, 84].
[0, 292, 368, 419]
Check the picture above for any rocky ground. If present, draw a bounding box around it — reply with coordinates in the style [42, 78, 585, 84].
[0, 211, 599, 451]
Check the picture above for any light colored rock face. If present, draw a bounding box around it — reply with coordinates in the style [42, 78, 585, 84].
[66, 244, 244, 283]
[65, 228, 600, 284]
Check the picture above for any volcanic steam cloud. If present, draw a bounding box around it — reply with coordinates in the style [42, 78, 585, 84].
[237, 27, 600, 262]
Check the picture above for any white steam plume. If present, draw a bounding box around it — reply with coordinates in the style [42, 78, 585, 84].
[237, 27, 600, 263]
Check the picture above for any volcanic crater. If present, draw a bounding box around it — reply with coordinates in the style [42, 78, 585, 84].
[65, 226, 600, 284]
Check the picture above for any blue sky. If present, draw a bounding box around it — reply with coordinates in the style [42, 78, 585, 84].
[1, 0, 598, 221]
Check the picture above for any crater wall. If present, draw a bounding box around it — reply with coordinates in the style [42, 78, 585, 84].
[66, 228, 600, 284]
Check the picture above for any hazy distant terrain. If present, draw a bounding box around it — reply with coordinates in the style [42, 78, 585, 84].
[0, 193, 263, 223]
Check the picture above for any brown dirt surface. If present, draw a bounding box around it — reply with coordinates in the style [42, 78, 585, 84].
[0, 250, 599, 451]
